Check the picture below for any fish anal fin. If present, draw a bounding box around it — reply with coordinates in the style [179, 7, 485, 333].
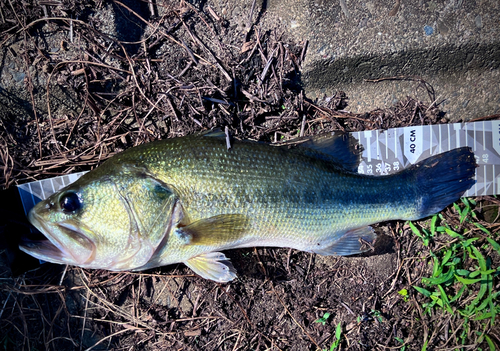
[185, 252, 237, 282]
[175, 214, 249, 246]
[313, 226, 377, 256]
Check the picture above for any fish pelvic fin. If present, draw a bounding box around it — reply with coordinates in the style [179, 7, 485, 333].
[175, 214, 249, 246]
[312, 226, 376, 256]
[409, 147, 477, 220]
[185, 252, 237, 282]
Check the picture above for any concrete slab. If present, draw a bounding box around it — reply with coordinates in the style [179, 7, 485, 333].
[259, 0, 500, 120]
[1, 0, 498, 125]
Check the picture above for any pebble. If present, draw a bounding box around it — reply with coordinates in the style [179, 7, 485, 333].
[475, 15, 482, 29]
[424, 25, 434, 36]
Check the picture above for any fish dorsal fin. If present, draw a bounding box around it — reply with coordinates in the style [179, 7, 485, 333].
[185, 252, 237, 282]
[283, 133, 362, 172]
[313, 226, 376, 256]
[200, 128, 225, 139]
[174, 214, 250, 246]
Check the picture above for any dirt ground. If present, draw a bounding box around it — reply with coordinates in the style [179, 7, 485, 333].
[0, 1, 498, 350]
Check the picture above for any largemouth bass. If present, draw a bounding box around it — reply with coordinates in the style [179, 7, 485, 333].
[21, 132, 476, 282]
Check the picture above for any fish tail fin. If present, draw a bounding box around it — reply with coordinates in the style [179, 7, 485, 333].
[410, 147, 477, 219]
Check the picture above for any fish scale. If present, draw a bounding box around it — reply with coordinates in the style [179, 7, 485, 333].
[21, 132, 476, 282]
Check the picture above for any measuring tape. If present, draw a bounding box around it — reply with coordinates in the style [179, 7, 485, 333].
[17, 121, 500, 215]
[352, 121, 500, 197]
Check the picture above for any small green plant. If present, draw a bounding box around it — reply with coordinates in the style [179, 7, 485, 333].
[322, 322, 342, 351]
[354, 310, 384, 324]
[409, 200, 499, 347]
[408, 214, 438, 246]
[413, 226, 499, 320]
[398, 288, 409, 302]
[370, 309, 384, 322]
[315, 312, 331, 326]
[1, 334, 15, 350]
[394, 336, 406, 351]
[453, 198, 477, 224]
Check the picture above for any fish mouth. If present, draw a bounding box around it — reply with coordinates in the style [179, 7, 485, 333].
[20, 211, 96, 266]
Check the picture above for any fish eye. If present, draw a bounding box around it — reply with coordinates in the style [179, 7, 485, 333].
[59, 191, 82, 213]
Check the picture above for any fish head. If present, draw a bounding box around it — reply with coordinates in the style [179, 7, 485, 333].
[21, 166, 180, 271]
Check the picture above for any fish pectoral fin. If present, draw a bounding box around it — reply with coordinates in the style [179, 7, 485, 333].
[185, 252, 237, 282]
[313, 226, 377, 256]
[175, 214, 249, 246]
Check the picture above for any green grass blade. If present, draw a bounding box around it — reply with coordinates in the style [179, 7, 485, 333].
[430, 215, 438, 234]
[442, 249, 453, 266]
[471, 246, 487, 270]
[413, 286, 432, 297]
[454, 275, 482, 285]
[335, 321, 342, 339]
[486, 237, 500, 255]
[450, 285, 466, 303]
[445, 227, 464, 239]
[474, 223, 491, 235]
[421, 338, 428, 351]
[437, 285, 453, 314]
[422, 270, 454, 285]
[484, 334, 496, 351]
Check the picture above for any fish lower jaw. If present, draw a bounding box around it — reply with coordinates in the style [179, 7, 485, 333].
[25, 215, 96, 266]
[22, 215, 69, 264]
[19, 239, 68, 265]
